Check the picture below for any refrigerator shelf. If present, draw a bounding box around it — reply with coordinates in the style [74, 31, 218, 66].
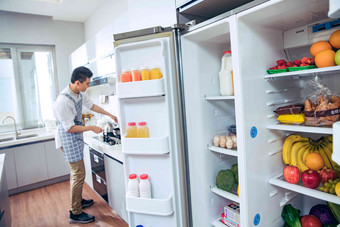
[122, 136, 169, 155]
[126, 196, 174, 216]
[269, 173, 340, 205]
[211, 186, 240, 203]
[208, 146, 238, 157]
[212, 218, 227, 227]
[267, 123, 333, 134]
[116, 78, 165, 99]
[264, 65, 340, 80]
[205, 95, 235, 100]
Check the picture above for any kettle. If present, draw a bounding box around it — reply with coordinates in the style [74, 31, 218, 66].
[104, 122, 114, 133]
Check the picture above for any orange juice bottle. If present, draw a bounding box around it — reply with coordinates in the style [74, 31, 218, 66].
[126, 122, 137, 138]
[121, 69, 132, 83]
[137, 122, 149, 138]
[150, 66, 162, 80]
[141, 66, 150, 80]
[131, 68, 141, 81]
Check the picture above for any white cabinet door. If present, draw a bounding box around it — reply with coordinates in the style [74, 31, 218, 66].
[104, 155, 127, 221]
[0, 148, 17, 190]
[44, 140, 69, 179]
[83, 144, 93, 189]
[14, 143, 48, 187]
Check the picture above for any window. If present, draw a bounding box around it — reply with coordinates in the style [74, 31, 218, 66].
[0, 44, 58, 132]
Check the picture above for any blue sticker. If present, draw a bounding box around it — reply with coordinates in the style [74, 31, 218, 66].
[254, 213, 260, 225]
[250, 126, 257, 138]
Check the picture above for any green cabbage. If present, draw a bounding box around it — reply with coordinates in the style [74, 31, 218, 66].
[216, 169, 235, 192]
[231, 164, 238, 184]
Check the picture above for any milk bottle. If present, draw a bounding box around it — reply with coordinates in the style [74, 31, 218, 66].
[219, 51, 234, 96]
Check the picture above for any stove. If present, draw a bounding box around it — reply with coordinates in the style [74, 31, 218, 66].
[93, 133, 121, 146]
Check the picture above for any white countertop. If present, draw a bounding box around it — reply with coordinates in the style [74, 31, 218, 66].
[84, 131, 123, 163]
[0, 128, 55, 149]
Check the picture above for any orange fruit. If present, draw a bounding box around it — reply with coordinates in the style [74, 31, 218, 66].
[305, 152, 324, 171]
[330, 30, 340, 49]
[310, 41, 332, 57]
[315, 49, 336, 68]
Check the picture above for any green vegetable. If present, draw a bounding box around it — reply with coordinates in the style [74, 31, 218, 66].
[327, 202, 340, 223]
[281, 204, 302, 227]
[216, 169, 235, 192]
[231, 164, 238, 184]
[283, 223, 290, 227]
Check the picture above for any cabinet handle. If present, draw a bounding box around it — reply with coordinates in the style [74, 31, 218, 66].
[96, 174, 101, 183]
[94, 155, 99, 163]
[0, 210, 4, 221]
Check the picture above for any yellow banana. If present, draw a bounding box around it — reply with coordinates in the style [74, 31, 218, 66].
[317, 144, 333, 169]
[290, 141, 309, 167]
[303, 145, 313, 164]
[324, 135, 333, 143]
[322, 141, 337, 169]
[282, 135, 308, 165]
[297, 144, 311, 172]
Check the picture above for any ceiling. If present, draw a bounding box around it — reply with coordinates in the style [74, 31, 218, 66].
[0, 0, 104, 22]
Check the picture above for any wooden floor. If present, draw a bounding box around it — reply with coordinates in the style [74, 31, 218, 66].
[9, 180, 128, 227]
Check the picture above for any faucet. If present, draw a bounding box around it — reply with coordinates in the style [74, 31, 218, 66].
[2, 116, 20, 139]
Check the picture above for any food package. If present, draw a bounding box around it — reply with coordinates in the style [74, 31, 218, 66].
[277, 114, 305, 124]
[304, 79, 340, 126]
[273, 104, 304, 115]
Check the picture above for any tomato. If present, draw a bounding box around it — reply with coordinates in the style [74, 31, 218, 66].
[300, 215, 322, 227]
[283, 165, 300, 184]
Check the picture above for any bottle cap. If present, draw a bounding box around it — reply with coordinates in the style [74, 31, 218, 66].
[224, 50, 231, 54]
[140, 174, 148, 180]
[128, 122, 136, 126]
[138, 122, 146, 126]
[129, 174, 137, 179]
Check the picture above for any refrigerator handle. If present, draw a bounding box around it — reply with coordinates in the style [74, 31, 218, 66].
[332, 121, 340, 165]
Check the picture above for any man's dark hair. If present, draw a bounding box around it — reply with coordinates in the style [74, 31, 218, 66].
[71, 66, 93, 83]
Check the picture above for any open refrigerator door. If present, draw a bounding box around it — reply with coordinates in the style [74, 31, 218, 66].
[114, 29, 188, 227]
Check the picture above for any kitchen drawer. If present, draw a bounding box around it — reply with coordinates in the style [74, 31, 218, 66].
[92, 172, 108, 202]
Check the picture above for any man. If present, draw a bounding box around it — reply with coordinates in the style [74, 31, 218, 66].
[53, 66, 118, 224]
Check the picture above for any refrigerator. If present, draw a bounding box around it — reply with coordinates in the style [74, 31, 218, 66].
[113, 0, 340, 226]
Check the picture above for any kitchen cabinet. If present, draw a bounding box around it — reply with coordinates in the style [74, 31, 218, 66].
[0, 155, 11, 227]
[0, 148, 17, 190]
[83, 144, 93, 189]
[104, 154, 127, 221]
[44, 140, 69, 179]
[14, 142, 48, 187]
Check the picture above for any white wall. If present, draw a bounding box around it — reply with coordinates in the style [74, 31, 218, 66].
[0, 11, 85, 92]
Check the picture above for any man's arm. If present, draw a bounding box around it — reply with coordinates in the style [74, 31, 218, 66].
[91, 104, 118, 123]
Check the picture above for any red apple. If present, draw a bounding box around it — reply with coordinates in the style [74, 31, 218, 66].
[283, 165, 300, 184]
[287, 61, 294, 67]
[301, 169, 321, 189]
[300, 215, 322, 227]
[276, 59, 286, 66]
[301, 57, 311, 65]
[319, 168, 337, 184]
[294, 59, 301, 66]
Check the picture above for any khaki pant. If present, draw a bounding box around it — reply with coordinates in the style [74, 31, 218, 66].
[61, 147, 85, 215]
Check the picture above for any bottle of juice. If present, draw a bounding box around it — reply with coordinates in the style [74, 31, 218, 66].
[131, 68, 141, 81]
[137, 122, 149, 138]
[141, 66, 150, 80]
[150, 66, 162, 80]
[121, 69, 132, 83]
[126, 122, 137, 138]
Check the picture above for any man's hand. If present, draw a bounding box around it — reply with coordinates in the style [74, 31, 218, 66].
[110, 114, 118, 123]
[91, 126, 104, 134]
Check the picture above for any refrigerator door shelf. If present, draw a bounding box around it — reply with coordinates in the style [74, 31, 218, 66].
[208, 146, 238, 157]
[269, 173, 340, 205]
[122, 136, 170, 155]
[267, 123, 333, 135]
[117, 78, 165, 99]
[126, 196, 174, 216]
[211, 186, 240, 203]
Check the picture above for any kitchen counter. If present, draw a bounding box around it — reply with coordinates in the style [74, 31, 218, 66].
[84, 131, 123, 163]
[0, 128, 55, 149]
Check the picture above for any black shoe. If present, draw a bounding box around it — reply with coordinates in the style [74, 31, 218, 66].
[81, 199, 94, 209]
[69, 211, 95, 224]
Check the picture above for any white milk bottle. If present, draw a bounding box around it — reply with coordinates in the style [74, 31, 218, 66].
[127, 174, 139, 197]
[139, 174, 152, 198]
[219, 50, 234, 96]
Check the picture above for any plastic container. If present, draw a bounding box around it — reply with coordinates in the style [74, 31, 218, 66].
[139, 174, 152, 198]
[219, 51, 234, 96]
[127, 174, 139, 197]
[132, 68, 141, 81]
[137, 122, 149, 138]
[126, 122, 137, 138]
[141, 66, 150, 80]
[121, 69, 132, 83]
[150, 66, 162, 80]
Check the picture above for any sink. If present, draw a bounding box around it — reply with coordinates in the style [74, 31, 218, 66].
[17, 134, 38, 139]
[0, 137, 14, 143]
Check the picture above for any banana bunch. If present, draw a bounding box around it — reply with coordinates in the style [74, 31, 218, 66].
[282, 135, 337, 172]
